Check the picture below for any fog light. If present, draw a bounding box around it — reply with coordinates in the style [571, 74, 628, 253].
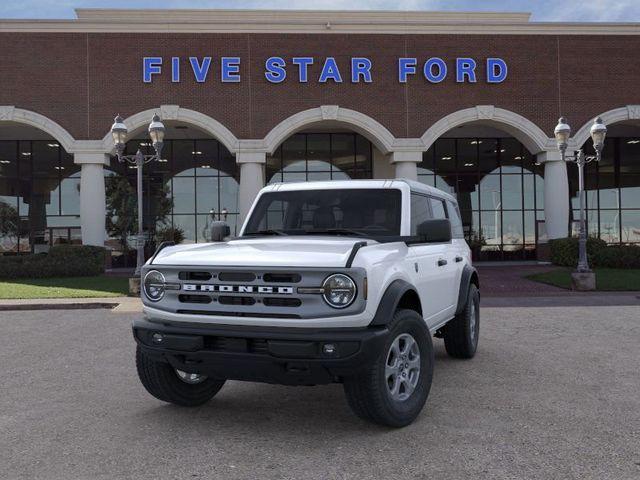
[323, 343, 337, 355]
[152, 333, 164, 344]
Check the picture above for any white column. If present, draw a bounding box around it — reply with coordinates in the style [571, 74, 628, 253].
[390, 151, 422, 181]
[539, 151, 569, 239]
[237, 151, 266, 224]
[75, 152, 109, 246]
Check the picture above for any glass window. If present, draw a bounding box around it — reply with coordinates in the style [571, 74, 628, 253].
[266, 133, 373, 184]
[477, 138, 498, 173]
[435, 139, 456, 175]
[446, 200, 464, 238]
[410, 193, 431, 235]
[244, 189, 401, 237]
[501, 175, 523, 210]
[621, 210, 640, 243]
[430, 197, 447, 219]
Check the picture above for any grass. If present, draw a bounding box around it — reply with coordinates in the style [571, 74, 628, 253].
[526, 268, 640, 291]
[0, 276, 130, 299]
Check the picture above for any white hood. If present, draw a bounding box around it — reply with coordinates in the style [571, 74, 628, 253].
[151, 236, 369, 268]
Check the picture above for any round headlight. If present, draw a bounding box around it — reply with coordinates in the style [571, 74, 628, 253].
[143, 270, 166, 302]
[322, 274, 357, 309]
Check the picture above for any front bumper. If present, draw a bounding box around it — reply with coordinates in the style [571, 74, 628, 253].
[133, 318, 390, 386]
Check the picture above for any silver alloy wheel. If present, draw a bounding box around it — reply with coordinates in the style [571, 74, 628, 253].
[175, 369, 208, 384]
[385, 333, 421, 402]
[469, 302, 477, 343]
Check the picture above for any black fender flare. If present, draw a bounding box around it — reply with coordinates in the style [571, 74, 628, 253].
[455, 264, 480, 315]
[369, 279, 419, 327]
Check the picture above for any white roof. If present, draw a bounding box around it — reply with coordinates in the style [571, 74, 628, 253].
[262, 179, 458, 203]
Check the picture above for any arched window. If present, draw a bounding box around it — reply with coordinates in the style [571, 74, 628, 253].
[0, 140, 79, 253]
[417, 137, 544, 260]
[266, 133, 373, 183]
[107, 138, 239, 256]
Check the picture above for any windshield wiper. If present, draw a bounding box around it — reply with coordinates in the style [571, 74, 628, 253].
[243, 229, 287, 236]
[305, 228, 369, 238]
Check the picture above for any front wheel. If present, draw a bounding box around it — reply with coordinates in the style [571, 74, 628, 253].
[343, 309, 434, 427]
[136, 346, 225, 406]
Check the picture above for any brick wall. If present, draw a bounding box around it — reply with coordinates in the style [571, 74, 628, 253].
[1, 32, 639, 142]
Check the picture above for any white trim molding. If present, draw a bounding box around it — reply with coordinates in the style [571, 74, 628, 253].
[263, 106, 397, 155]
[3, 10, 640, 35]
[100, 105, 240, 155]
[421, 105, 553, 154]
[0, 106, 76, 153]
[571, 105, 640, 149]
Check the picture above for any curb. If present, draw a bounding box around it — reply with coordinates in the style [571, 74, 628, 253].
[0, 302, 119, 312]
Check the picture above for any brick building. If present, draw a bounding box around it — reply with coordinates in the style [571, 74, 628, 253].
[1, 9, 639, 264]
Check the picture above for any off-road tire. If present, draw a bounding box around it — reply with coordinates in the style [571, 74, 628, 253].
[136, 346, 225, 406]
[343, 309, 434, 428]
[443, 283, 480, 359]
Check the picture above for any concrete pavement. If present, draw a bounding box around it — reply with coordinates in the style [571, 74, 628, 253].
[1, 306, 639, 479]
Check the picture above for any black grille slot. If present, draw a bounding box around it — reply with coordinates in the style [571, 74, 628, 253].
[218, 271, 256, 282]
[178, 294, 212, 304]
[176, 310, 301, 319]
[263, 297, 302, 307]
[263, 273, 302, 283]
[202, 336, 268, 355]
[218, 296, 256, 306]
[249, 339, 269, 354]
[178, 271, 212, 281]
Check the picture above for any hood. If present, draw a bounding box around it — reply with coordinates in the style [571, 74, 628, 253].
[151, 236, 370, 268]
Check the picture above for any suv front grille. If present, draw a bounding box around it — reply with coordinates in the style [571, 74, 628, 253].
[151, 266, 365, 320]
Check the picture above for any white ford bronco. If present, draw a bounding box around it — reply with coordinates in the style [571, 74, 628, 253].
[134, 179, 479, 427]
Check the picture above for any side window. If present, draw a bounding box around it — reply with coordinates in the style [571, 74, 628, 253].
[429, 197, 447, 220]
[410, 193, 431, 235]
[446, 200, 464, 238]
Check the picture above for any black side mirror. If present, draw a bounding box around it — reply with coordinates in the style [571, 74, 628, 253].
[417, 219, 452, 243]
[210, 221, 231, 242]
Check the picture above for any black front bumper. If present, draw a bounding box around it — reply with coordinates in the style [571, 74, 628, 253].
[133, 319, 390, 386]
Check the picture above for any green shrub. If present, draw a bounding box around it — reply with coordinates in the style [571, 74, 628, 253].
[549, 237, 607, 267]
[593, 245, 640, 269]
[0, 245, 106, 279]
[550, 237, 640, 269]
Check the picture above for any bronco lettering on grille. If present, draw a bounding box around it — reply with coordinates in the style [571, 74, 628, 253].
[182, 284, 294, 294]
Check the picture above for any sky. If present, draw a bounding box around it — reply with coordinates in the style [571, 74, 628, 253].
[1, 0, 640, 22]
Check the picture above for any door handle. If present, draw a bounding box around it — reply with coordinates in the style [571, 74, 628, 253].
[437, 259, 447, 267]
[455, 256, 463, 263]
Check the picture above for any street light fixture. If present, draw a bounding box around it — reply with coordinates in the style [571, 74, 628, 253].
[110, 113, 166, 276]
[553, 116, 607, 277]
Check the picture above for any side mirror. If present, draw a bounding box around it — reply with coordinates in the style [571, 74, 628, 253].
[417, 219, 452, 243]
[210, 221, 231, 242]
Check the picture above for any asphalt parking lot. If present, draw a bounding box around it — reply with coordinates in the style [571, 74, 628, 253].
[1, 305, 639, 480]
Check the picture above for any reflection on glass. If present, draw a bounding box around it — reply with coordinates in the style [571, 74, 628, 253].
[621, 211, 640, 243]
[266, 133, 373, 184]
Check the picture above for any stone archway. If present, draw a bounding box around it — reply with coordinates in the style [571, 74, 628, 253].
[421, 105, 553, 155]
[100, 105, 240, 155]
[262, 105, 397, 155]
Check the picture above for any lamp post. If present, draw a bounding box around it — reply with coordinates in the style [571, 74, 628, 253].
[553, 116, 607, 277]
[110, 114, 166, 275]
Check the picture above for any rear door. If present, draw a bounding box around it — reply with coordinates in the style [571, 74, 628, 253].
[427, 196, 459, 318]
[405, 193, 452, 326]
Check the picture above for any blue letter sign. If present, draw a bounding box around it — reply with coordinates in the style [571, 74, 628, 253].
[189, 57, 211, 83]
[142, 56, 508, 84]
[143, 57, 162, 83]
[319, 57, 343, 83]
[487, 58, 508, 83]
[265, 57, 287, 83]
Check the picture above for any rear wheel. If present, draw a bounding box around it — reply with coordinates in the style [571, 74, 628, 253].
[136, 346, 225, 406]
[343, 309, 434, 427]
[443, 283, 480, 359]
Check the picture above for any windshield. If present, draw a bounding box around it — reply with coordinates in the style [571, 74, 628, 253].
[243, 188, 402, 237]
